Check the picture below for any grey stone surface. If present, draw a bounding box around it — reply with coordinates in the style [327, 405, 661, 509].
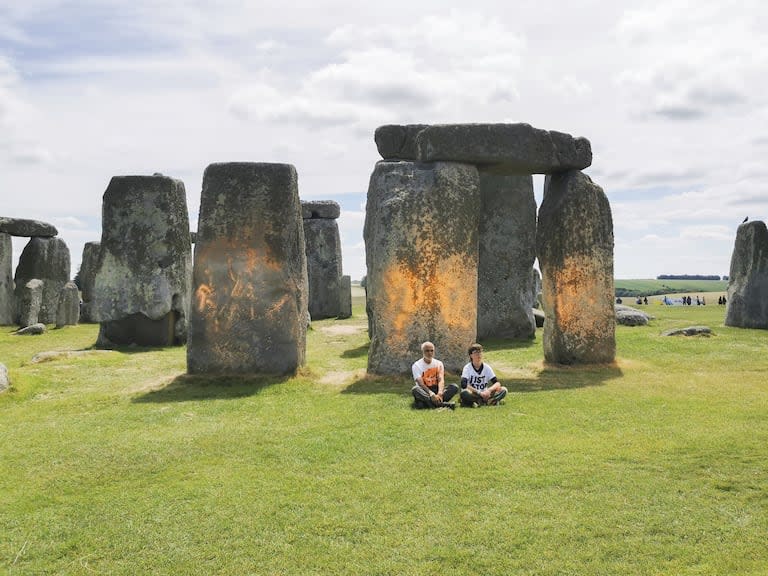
[17, 279, 43, 328]
[615, 304, 650, 326]
[662, 325, 712, 336]
[725, 220, 768, 329]
[338, 275, 352, 319]
[56, 281, 80, 327]
[79, 241, 100, 323]
[304, 218, 342, 320]
[531, 267, 542, 309]
[374, 124, 429, 160]
[0, 233, 13, 325]
[0, 362, 8, 392]
[188, 162, 308, 375]
[15, 322, 46, 335]
[365, 160, 480, 374]
[533, 308, 545, 327]
[14, 237, 70, 324]
[93, 175, 192, 346]
[301, 200, 341, 220]
[536, 170, 615, 364]
[477, 173, 537, 340]
[0, 216, 57, 237]
[400, 123, 592, 174]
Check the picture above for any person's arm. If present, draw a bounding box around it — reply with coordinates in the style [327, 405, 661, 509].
[437, 365, 445, 396]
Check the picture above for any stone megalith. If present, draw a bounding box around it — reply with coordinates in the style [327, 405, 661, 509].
[93, 175, 192, 347]
[302, 200, 343, 320]
[187, 162, 308, 375]
[14, 237, 71, 324]
[79, 241, 101, 323]
[56, 281, 80, 328]
[17, 279, 44, 328]
[725, 220, 768, 329]
[0, 233, 13, 325]
[0, 216, 57, 237]
[0, 362, 8, 393]
[536, 170, 615, 364]
[477, 172, 537, 340]
[338, 275, 352, 319]
[365, 160, 480, 374]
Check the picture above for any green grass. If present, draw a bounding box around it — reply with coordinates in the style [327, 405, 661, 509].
[615, 278, 728, 297]
[1, 297, 767, 575]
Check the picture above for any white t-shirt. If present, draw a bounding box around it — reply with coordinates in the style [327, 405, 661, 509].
[461, 362, 497, 391]
[412, 358, 444, 388]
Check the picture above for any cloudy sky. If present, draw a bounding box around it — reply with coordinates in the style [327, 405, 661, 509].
[1, 1, 766, 281]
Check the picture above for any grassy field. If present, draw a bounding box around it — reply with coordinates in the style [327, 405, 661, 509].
[1, 294, 767, 575]
[614, 279, 728, 298]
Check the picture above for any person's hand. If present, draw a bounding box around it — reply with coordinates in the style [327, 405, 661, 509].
[432, 393, 443, 405]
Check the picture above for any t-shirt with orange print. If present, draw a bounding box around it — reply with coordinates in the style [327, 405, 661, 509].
[412, 358, 444, 390]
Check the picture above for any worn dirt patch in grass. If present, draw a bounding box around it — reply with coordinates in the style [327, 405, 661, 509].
[317, 325, 365, 336]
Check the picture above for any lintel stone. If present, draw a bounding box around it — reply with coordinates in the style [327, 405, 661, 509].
[0, 217, 58, 237]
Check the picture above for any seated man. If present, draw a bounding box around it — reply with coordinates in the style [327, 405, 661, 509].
[411, 341, 458, 410]
[459, 343, 508, 407]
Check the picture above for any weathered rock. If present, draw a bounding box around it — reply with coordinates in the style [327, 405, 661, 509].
[615, 304, 650, 326]
[55, 281, 80, 328]
[304, 218, 342, 320]
[14, 237, 70, 324]
[374, 124, 429, 160]
[536, 170, 615, 364]
[0, 233, 13, 325]
[15, 322, 46, 335]
[301, 200, 341, 220]
[662, 325, 712, 337]
[0, 362, 8, 392]
[725, 220, 768, 329]
[93, 175, 192, 346]
[532, 308, 545, 327]
[477, 173, 537, 340]
[187, 162, 308, 375]
[78, 241, 101, 323]
[0, 216, 57, 237]
[338, 275, 352, 319]
[365, 160, 480, 374]
[411, 123, 592, 174]
[531, 267, 542, 309]
[17, 279, 43, 328]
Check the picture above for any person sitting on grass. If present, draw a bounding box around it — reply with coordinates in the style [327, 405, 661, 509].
[459, 343, 508, 408]
[411, 341, 458, 410]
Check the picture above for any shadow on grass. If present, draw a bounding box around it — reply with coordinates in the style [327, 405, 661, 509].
[132, 373, 291, 403]
[341, 343, 369, 359]
[341, 362, 623, 395]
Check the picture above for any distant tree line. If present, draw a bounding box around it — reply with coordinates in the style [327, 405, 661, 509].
[656, 274, 722, 280]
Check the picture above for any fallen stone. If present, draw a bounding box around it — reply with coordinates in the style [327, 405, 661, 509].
[662, 325, 712, 337]
[615, 304, 650, 326]
[0, 216, 57, 237]
[15, 322, 46, 335]
[0, 362, 8, 392]
[412, 123, 592, 174]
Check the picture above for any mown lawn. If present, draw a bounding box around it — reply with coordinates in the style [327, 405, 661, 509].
[1, 298, 766, 575]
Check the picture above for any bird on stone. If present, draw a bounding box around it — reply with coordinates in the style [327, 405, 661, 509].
[742, 216, 748, 223]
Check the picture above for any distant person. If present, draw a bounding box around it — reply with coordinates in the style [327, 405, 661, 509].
[696, 296, 701, 306]
[411, 341, 458, 410]
[459, 343, 508, 408]
[616, 297, 623, 304]
[643, 296, 648, 305]
[687, 296, 692, 306]
[702, 296, 706, 306]
[636, 297, 642, 305]
[723, 295, 727, 305]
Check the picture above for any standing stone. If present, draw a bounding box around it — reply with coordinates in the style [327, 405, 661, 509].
[79, 241, 101, 323]
[725, 220, 768, 329]
[187, 163, 308, 375]
[93, 175, 192, 346]
[0, 233, 13, 325]
[17, 279, 44, 328]
[536, 170, 615, 364]
[303, 207, 343, 320]
[56, 281, 80, 328]
[14, 237, 70, 324]
[477, 172, 537, 340]
[338, 275, 352, 319]
[365, 161, 480, 374]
